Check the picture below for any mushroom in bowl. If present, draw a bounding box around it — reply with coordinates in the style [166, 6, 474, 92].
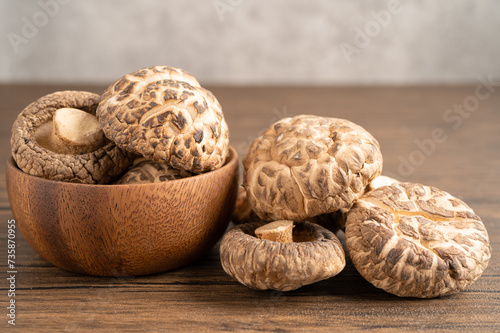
[114, 157, 195, 184]
[97, 65, 229, 174]
[11, 90, 133, 184]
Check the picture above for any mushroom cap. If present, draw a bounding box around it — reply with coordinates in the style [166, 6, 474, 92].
[11, 91, 134, 184]
[96, 66, 229, 174]
[220, 220, 346, 291]
[243, 115, 383, 221]
[345, 182, 491, 298]
[114, 157, 194, 184]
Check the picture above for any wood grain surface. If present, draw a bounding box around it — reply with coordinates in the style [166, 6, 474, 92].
[1, 84, 499, 332]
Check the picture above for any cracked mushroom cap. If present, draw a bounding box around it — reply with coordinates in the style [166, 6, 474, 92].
[11, 91, 133, 184]
[220, 220, 346, 291]
[97, 66, 229, 174]
[114, 157, 194, 184]
[243, 115, 383, 221]
[345, 182, 491, 298]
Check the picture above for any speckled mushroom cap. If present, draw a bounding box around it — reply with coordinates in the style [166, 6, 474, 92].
[97, 66, 229, 173]
[345, 182, 491, 298]
[114, 157, 194, 184]
[11, 91, 133, 184]
[243, 115, 383, 221]
[220, 221, 346, 291]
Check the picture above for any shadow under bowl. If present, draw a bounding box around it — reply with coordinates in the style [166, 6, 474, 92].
[6, 147, 239, 276]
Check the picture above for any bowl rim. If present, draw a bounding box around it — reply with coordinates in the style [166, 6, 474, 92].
[7, 146, 238, 188]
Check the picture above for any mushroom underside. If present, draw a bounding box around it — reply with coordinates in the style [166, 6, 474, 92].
[220, 221, 346, 291]
[11, 90, 134, 184]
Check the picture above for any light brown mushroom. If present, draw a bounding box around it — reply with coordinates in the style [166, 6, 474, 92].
[11, 91, 134, 184]
[220, 220, 346, 291]
[96, 65, 229, 174]
[345, 182, 491, 298]
[243, 115, 383, 222]
[114, 157, 194, 184]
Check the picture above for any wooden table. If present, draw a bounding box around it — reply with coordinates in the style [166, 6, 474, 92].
[1, 84, 499, 332]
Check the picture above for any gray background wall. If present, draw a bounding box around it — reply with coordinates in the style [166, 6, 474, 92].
[1, 0, 499, 85]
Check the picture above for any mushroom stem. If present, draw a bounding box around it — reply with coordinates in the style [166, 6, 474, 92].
[255, 220, 294, 243]
[51, 108, 105, 154]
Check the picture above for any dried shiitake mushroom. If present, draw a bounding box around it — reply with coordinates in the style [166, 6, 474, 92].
[114, 157, 194, 184]
[243, 115, 383, 222]
[345, 182, 491, 298]
[220, 220, 346, 291]
[11, 91, 133, 184]
[97, 65, 229, 174]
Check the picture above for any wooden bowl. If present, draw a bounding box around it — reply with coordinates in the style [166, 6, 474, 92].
[6, 147, 239, 276]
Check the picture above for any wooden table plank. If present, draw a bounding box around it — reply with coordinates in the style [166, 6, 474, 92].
[0, 84, 499, 332]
